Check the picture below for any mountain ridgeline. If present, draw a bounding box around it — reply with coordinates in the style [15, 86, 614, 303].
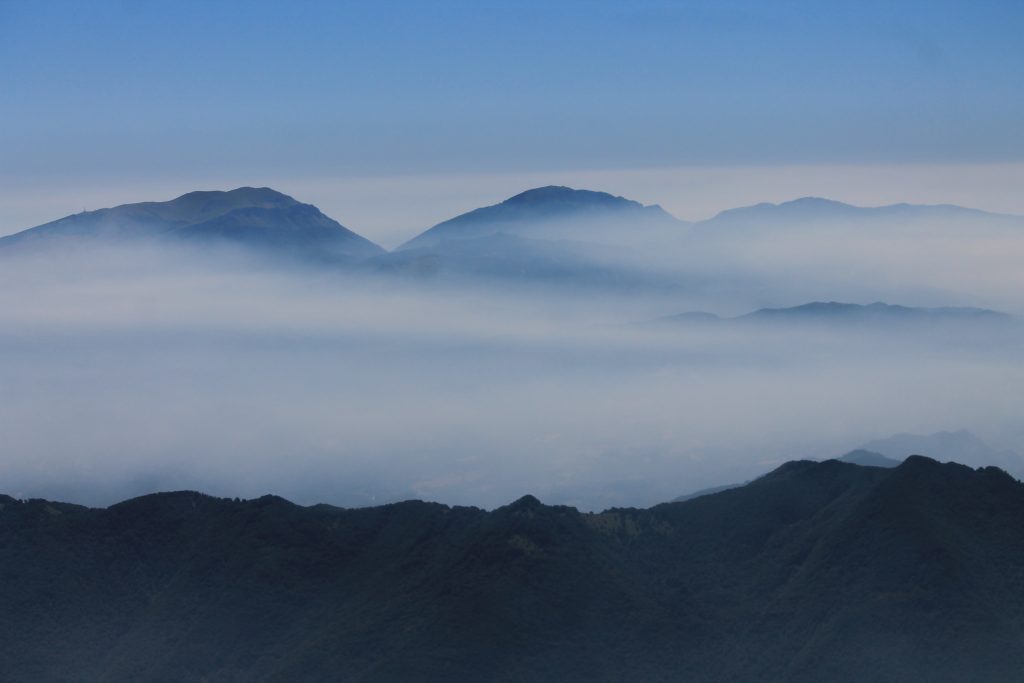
[0, 187, 385, 263]
[694, 195, 1024, 230]
[5, 185, 1024, 306]
[4, 185, 1024, 293]
[2, 456, 1024, 682]
[654, 302, 1014, 328]
[395, 185, 682, 250]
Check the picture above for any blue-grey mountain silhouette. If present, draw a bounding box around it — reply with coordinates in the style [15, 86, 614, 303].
[697, 196, 1024, 230]
[655, 301, 1013, 327]
[834, 449, 901, 468]
[372, 186, 687, 287]
[397, 185, 684, 251]
[0, 187, 384, 262]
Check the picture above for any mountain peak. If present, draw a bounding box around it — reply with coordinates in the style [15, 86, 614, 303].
[836, 449, 902, 468]
[397, 186, 681, 250]
[175, 186, 293, 201]
[778, 196, 854, 209]
[1, 186, 384, 261]
[705, 196, 861, 224]
[502, 186, 641, 209]
[169, 186, 298, 208]
[505, 494, 544, 510]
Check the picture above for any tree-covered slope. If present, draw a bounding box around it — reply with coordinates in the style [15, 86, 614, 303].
[1, 457, 1022, 682]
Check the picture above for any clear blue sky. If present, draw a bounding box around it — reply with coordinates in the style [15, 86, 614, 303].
[1, 1, 1023, 240]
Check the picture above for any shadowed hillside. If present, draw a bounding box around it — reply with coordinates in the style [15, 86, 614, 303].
[2, 456, 1023, 682]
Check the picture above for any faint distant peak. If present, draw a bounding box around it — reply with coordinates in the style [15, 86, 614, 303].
[834, 449, 901, 468]
[741, 301, 1010, 321]
[700, 196, 1019, 226]
[652, 301, 1013, 328]
[779, 196, 854, 209]
[705, 196, 861, 223]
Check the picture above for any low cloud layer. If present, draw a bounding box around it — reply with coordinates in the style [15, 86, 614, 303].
[2, 231, 1022, 510]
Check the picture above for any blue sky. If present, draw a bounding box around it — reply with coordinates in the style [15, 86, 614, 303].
[2, 0, 1023, 242]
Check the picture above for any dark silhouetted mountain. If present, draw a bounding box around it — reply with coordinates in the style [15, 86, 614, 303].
[671, 451, 899, 505]
[397, 186, 684, 252]
[3, 456, 1024, 681]
[834, 449, 901, 468]
[0, 187, 384, 262]
[860, 429, 1024, 477]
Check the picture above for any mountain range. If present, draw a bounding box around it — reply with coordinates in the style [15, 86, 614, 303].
[5, 186, 1022, 279]
[671, 450, 901, 503]
[655, 302, 1014, 327]
[672, 430, 1023, 504]
[696, 195, 1024, 230]
[860, 429, 1024, 476]
[2, 455, 1023, 681]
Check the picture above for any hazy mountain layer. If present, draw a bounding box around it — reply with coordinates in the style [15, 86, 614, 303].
[698, 196, 1024, 229]
[2, 457, 1023, 682]
[656, 301, 1013, 326]
[836, 449, 901, 468]
[0, 187, 384, 262]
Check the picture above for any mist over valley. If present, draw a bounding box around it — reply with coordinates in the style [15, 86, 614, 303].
[2, 186, 1022, 511]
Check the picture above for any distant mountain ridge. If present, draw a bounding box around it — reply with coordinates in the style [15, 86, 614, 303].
[743, 301, 1012, 323]
[656, 301, 1013, 326]
[3, 456, 1024, 681]
[0, 187, 384, 262]
[6, 186, 1021, 270]
[6, 186, 1022, 291]
[836, 449, 901, 468]
[860, 429, 1024, 477]
[671, 449, 900, 503]
[698, 195, 1024, 228]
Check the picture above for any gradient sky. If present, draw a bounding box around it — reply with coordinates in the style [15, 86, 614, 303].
[2, 0, 1023, 244]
